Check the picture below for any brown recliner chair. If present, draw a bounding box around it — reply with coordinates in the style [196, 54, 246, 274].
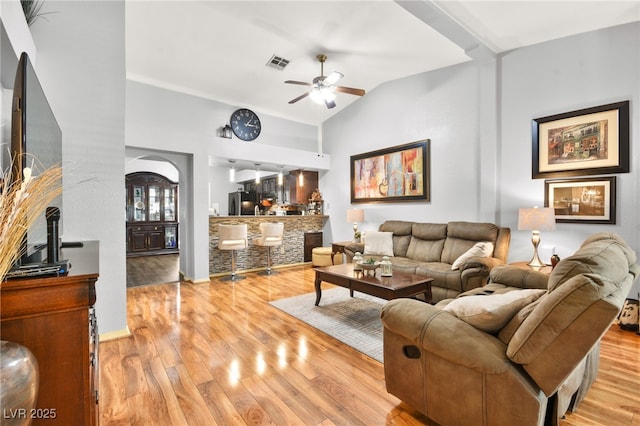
[381, 232, 639, 426]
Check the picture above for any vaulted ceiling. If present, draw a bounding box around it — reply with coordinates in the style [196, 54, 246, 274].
[126, 1, 639, 127]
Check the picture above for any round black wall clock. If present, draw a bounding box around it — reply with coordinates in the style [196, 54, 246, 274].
[230, 108, 261, 141]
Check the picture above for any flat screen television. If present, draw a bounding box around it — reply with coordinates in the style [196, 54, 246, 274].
[10, 51, 62, 263]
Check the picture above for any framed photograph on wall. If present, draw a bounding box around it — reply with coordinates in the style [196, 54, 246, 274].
[544, 176, 616, 224]
[532, 101, 629, 178]
[350, 140, 430, 203]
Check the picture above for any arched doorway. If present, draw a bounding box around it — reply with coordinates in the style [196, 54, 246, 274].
[125, 149, 187, 287]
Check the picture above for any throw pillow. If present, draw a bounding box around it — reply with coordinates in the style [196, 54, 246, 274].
[451, 242, 494, 270]
[363, 231, 394, 256]
[443, 289, 546, 333]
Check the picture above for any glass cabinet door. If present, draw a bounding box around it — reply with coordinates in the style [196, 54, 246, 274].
[148, 185, 161, 221]
[165, 225, 177, 249]
[133, 185, 146, 222]
[164, 187, 176, 221]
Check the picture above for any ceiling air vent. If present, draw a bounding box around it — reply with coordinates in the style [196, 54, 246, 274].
[266, 54, 290, 71]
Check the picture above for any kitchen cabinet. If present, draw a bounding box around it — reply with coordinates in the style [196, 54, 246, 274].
[288, 170, 319, 204]
[126, 172, 178, 255]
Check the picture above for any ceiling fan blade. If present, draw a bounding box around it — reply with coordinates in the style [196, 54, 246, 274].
[288, 92, 310, 104]
[323, 71, 343, 86]
[324, 98, 336, 109]
[285, 80, 313, 87]
[335, 86, 365, 96]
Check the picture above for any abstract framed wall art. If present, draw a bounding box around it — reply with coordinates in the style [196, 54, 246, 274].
[544, 176, 616, 224]
[350, 139, 430, 203]
[532, 101, 629, 178]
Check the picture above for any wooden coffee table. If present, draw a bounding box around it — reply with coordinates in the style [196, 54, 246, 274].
[313, 263, 433, 306]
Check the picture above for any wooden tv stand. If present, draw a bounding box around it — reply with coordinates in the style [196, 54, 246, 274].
[1, 241, 100, 425]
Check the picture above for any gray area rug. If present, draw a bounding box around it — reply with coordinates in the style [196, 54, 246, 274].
[270, 288, 384, 362]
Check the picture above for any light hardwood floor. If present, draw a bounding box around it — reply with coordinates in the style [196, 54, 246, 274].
[101, 264, 640, 425]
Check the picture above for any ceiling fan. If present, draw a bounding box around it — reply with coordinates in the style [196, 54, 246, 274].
[285, 54, 365, 109]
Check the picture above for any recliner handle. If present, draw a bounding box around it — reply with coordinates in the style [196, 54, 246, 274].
[403, 345, 421, 359]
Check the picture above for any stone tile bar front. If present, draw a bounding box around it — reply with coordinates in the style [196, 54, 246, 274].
[209, 215, 328, 276]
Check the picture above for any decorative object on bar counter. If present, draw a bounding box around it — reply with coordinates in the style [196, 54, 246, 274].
[308, 188, 323, 215]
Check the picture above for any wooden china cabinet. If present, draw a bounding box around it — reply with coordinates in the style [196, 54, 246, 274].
[126, 172, 178, 255]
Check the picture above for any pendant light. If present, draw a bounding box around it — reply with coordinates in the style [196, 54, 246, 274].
[277, 165, 284, 186]
[228, 160, 235, 182]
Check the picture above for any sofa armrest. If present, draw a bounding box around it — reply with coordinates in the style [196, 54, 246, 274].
[381, 299, 510, 374]
[489, 265, 549, 290]
[458, 256, 504, 271]
[454, 257, 503, 293]
[343, 242, 365, 260]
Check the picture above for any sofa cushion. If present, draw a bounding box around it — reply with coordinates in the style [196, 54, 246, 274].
[443, 289, 546, 333]
[363, 231, 394, 256]
[451, 242, 494, 270]
[441, 222, 500, 265]
[415, 262, 469, 295]
[405, 223, 447, 262]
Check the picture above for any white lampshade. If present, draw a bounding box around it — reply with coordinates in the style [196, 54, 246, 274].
[346, 208, 364, 224]
[518, 207, 556, 231]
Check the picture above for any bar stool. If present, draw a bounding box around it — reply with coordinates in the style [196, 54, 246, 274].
[254, 222, 284, 275]
[218, 224, 248, 281]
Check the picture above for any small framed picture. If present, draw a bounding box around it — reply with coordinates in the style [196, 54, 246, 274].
[544, 176, 616, 224]
[532, 101, 629, 178]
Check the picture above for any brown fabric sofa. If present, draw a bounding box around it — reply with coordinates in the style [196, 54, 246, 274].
[344, 220, 511, 303]
[380, 232, 639, 426]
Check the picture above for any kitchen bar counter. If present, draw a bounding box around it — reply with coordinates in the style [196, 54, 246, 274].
[209, 215, 328, 276]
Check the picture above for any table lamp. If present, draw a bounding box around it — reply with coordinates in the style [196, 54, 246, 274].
[346, 208, 364, 241]
[518, 206, 556, 267]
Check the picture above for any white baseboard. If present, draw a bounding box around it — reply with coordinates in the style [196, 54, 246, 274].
[99, 327, 131, 342]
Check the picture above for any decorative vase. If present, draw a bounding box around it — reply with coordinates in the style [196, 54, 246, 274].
[0, 340, 39, 425]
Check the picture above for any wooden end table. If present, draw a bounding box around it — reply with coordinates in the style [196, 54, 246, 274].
[330, 240, 353, 264]
[510, 261, 553, 275]
[313, 263, 433, 306]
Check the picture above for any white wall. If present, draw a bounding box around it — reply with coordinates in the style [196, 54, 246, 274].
[25, 0, 128, 335]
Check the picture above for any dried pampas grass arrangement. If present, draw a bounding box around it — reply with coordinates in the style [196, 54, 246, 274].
[0, 161, 62, 283]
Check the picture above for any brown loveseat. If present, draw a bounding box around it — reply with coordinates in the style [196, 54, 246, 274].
[380, 232, 639, 426]
[344, 220, 511, 303]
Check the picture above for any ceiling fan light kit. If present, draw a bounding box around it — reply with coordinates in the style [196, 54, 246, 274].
[309, 86, 336, 106]
[285, 54, 365, 109]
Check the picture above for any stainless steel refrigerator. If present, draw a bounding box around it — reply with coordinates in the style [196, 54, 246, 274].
[228, 191, 257, 216]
